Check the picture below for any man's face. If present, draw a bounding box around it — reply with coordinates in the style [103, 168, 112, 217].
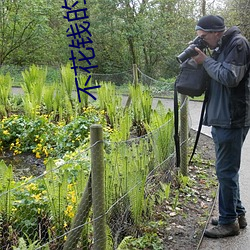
[196, 30, 221, 49]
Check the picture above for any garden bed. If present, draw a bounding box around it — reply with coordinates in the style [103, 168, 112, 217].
[0, 129, 217, 250]
[162, 131, 217, 250]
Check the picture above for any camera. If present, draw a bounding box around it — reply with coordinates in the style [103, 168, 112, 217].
[176, 36, 208, 63]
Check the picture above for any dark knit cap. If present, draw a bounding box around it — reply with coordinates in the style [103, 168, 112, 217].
[195, 15, 225, 32]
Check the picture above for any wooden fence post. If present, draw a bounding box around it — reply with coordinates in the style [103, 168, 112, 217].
[180, 94, 188, 176]
[125, 64, 138, 110]
[133, 64, 138, 86]
[63, 175, 92, 250]
[91, 124, 106, 250]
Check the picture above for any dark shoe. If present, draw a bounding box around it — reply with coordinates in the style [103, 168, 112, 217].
[204, 222, 240, 238]
[211, 214, 247, 229]
[238, 215, 247, 228]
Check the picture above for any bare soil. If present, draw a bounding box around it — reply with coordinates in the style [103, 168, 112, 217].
[159, 130, 217, 250]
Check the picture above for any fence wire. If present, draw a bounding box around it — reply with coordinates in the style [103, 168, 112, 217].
[1, 64, 175, 97]
[0, 117, 182, 249]
[0, 66, 192, 249]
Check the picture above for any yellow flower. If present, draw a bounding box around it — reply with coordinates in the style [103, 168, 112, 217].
[71, 195, 76, 204]
[100, 110, 106, 115]
[3, 130, 10, 135]
[65, 205, 74, 218]
[12, 207, 17, 212]
[42, 147, 48, 157]
[26, 183, 37, 191]
[14, 149, 21, 155]
[32, 193, 42, 201]
[36, 152, 41, 159]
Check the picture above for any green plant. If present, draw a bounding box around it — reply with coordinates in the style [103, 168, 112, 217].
[109, 109, 132, 141]
[0, 115, 57, 157]
[76, 74, 90, 109]
[117, 233, 163, 250]
[51, 80, 76, 122]
[145, 100, 174, 163]
[12, 177, 49, 241]
[178, 173, 191, 189]
[0, 107, 104, 158]
[105, 136, 153, 232]
[13, 237, 40, 250]
[172, 190, 180, 210]
[43, 159, 69, 226]
[129, 84, 152, 127]
[21, 65, 47, 118]
[60, 63, 75, 102]
[0, 161, 15, 222]
[43, 85, 55, 114]
[97, 81, 122, 128]
[42, 157, 90, 231]
[157, 182, 171, 203]
[0, 72, 12, 116]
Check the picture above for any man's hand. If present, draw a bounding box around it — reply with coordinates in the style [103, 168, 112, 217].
[192, 47, 207, 64]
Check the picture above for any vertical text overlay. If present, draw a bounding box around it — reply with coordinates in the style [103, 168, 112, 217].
[62, 0, 100, 102]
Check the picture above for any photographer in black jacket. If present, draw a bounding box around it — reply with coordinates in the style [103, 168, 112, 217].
[192, 15, 250, 238]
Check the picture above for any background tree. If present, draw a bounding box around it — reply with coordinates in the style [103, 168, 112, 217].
[0, 0, 71, 66]
[2, 0, 246, 81]
[220, 0, 250, 39]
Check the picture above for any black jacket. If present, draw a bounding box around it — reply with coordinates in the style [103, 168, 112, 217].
[203, 26, 250, 128]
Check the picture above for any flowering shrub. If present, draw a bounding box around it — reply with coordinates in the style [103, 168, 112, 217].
[0, 146, 91, 246]
[0, 106, 105, 158]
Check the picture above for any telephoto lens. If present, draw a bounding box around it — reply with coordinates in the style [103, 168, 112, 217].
[176, 36, 208, 63]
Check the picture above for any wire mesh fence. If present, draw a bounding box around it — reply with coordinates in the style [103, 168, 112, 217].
[0, 64, 191, 249]
[0, 113, 192, 249]
[1, 64, 175, 98]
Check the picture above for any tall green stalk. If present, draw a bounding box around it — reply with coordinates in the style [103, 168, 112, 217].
[145, 100, 175, 163]
[0, 161, 14, 222]
[52, 83, 73, 122]
[129, 84, 152, 126]
[97, 82, 122, 128]
[43, 159, 68, 230]
[61, 63, 74, 102]
[43, 85, 55, 114]
[21, 65, 47, 118]
[127, 140, 150, 224]
[76, 74, 89, 109]
[105, 137, 152, 225]
[0, 73, 12, 116]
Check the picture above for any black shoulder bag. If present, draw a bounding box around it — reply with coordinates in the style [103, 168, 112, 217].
[175, 58, 208, 97]
[174, 58, 210, 168]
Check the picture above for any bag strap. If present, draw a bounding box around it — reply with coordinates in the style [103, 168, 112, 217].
[174, 80, 208, 168]
[188, 91, 208, 164]
[174, 80, 180, 168]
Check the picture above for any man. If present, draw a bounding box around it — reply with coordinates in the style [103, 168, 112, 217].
[192, 15, 250, 238]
